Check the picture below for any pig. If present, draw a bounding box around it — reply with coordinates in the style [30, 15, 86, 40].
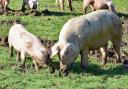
[56, 0, 73, 11]
[83, 0, 116, 14]
[8, 20, 53, 71]
[21, 0, 38, 12]
[0, 0, 10, 14]
[50, 10, 122, 75]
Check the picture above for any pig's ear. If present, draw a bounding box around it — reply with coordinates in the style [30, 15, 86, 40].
[50, 42, 60, 58]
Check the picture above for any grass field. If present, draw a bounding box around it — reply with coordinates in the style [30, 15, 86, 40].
[0, 0, 128, 89]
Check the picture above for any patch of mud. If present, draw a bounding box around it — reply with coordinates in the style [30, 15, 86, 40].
[117, 12, 128, 34]
[0, 7, 76, 16]
[121, 50, 128, 69]
[123, 19, 128, 33]
[0, 8, 51, 16]
[0, 36, 56, 48]
[89, 47, 128, 63]
[38, 36, 57, 48]
[0, 36, 8, 47]
[0, 20, 14, 26]
[0, 19, 27, 26]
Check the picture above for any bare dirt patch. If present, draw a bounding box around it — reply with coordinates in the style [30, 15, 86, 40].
[0, 36, 57, 48]
[0, 8, 51, 16]
[0, 36, 8, 47]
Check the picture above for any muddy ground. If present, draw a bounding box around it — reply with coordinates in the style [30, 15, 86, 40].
[0, 8, 51, 16]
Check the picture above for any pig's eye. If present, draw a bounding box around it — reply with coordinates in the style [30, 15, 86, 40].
[65, 51, 68, 56]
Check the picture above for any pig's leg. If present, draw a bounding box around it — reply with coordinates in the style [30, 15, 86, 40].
[67, 0, 73, 11]
[33, 59, 39, 71]
[90, 5, 95, 11]
[20, 51, 26, 68]
[3, 1, 8, 15]
[108, 4, 116, 13]
[59, 0, 65, 10]
[16, 51, 21, 62]
[80, 49, 89, 70]
[9, 43, 13, 57]
[83, 0, 91, 14]
[112, 40, 121, 63]
[100, 45, 107, 65]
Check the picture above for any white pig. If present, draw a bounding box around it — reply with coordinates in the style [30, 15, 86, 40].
[51, 10, 122, 75]
[8, 21, 52, 71]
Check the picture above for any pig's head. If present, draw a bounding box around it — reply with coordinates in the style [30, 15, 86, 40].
[34, 47, 55, 73]
[28, 0, 38, 10]
[51, 42, 78, 76]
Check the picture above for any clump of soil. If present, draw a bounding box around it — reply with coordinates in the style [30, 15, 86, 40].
[117, 12, 128, 34]
[0, 20, 14, 26]
[123, 19, 128, 33]
[0, 19, 27, 26]
[38, 36, 57, 48]
[0, 8, 51, 16]
[0, 36, 8, 47]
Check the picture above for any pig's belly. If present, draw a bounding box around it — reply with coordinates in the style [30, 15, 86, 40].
[88, 36, 110, 50]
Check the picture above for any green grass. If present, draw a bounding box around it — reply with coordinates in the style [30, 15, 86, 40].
[0, 0, 128, 89]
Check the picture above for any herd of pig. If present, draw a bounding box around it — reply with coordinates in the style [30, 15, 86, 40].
[0, 0, 116, 14]
[0, 0, 124, 76]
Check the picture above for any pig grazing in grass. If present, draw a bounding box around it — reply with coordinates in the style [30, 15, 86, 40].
[83, 0, 116, 14]
[51, 10, 122, 75]
[8, 21, 53, 71]
[56, 0, 73, 11]
[0, 0, 10, 14]
[21, 0, 38, 12]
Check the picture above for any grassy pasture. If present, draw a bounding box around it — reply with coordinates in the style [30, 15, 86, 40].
[0, 0, 128, 89]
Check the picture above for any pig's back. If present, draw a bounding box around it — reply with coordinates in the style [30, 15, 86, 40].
[59, 10, 122, 49]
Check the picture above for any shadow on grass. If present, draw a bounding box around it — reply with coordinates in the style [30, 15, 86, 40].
[53, 61, 128, 77]
[46, 11, 83, 16]
[0, 9, 83, 17]
[117, 12, 128, 18]
[72, 61, 128, 76]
